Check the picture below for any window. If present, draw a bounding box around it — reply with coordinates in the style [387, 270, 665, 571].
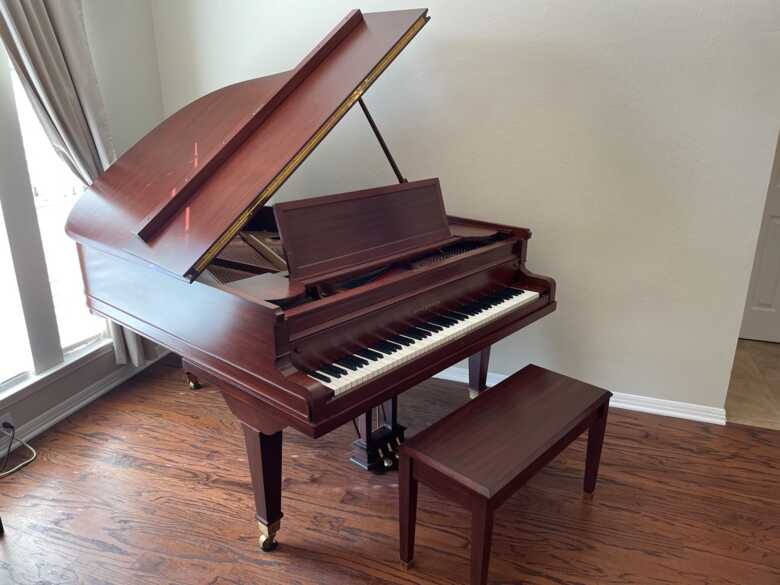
[0, 206, 32, 384]
[10, 69, 105, 349]
[0, 51, 106, 388]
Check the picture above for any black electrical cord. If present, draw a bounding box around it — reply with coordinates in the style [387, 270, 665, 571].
[0, 423, 15, 472]
[0, 423, 36, 478]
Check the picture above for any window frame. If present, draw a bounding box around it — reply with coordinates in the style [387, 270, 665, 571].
[0, 44, 106, 391]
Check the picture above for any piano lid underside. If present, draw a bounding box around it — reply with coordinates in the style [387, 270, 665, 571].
[66, 9, 430, 281]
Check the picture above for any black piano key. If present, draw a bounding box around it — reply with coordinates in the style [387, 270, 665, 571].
[401, 328, 426, 340]
[306, 370, 331, 383]
[319, 363, 347, 378]
[458, 303, 482, 315]
[389, 334, 414, 346]
[480, 294, 502, 305]
[475, 298, 496, 309]
[356, 348, 383, 361]
[374, 340, 402, 353]
[419, 322, 443, 332]
[430, 315, 457, 327]
[448, 307, 472, 318]
[441, 311, 467, 322]
[335, 358, 359, 371]
[342, 355, 368, 368]
[415, 327, 433, 337]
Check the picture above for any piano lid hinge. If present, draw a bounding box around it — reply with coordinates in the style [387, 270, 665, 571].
[358, 97, 407, 184]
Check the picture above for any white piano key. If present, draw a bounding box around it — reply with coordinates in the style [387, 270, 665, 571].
[306, 288, 540, 395]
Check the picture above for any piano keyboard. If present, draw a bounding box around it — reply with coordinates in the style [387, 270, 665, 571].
[304, 287, 540, 395]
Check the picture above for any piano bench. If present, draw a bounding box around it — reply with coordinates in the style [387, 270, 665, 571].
[398, 364, 611, 585]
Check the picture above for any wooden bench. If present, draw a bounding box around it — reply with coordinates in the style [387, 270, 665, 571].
[399, 364, 611, 585]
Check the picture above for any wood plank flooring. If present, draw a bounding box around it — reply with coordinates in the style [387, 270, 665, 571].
[726, 339, 780, 430]
[1, 357, 780, 584]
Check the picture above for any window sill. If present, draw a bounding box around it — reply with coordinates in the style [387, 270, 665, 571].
[0, 336, 114, 409]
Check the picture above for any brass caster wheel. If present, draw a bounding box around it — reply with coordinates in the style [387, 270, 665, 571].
[259, 534, 278, 552]
[258, 519, 280, 552]
[185, 373, 202, 390]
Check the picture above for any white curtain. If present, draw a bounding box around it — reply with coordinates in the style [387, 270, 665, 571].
[0, 0, 148, 367]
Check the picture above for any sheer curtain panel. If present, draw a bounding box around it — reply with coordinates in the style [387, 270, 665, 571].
[0, 0, 149, 367]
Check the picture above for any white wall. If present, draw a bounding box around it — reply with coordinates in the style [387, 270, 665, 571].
[147, 0, 780, 409]
[83, 0, 164, 156]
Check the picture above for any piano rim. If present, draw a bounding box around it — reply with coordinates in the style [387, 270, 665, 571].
[89, 291, 555, 439]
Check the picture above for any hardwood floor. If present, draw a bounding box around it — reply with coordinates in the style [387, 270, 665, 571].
[726, 339, 780, 430]
[1, 357, 780, 584]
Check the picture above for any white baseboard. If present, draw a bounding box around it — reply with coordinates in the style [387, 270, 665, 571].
[0, 354, 166, 454]
[1, 357, 725, 457]
[434, 366, 726, 426]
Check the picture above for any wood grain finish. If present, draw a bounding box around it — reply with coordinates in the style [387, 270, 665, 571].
[2, 359, 780, 584]
[274, 178, 451, 283]
[65, 9, 429, 280]
[468, 347, 491, 397]
[400, 365, 611, 585]
[402, 366, 610, 499]
[77, 233, 554, 437]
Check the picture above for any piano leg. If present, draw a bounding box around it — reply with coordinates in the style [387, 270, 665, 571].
[192, 364, 287, 552]
[242, 425, 283, 552]
[468, 347, 491, 399]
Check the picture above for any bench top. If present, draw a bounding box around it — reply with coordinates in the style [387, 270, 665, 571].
[402, 364, 611, 498]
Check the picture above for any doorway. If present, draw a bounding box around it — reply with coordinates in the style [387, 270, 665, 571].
[726, 340, 780, 430]
[726, 132, 780, 430]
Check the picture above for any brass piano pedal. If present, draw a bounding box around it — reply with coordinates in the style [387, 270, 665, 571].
[378, 447, 394, 469]
[387, 440, 400, 460]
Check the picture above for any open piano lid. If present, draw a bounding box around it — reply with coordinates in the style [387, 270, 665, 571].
[66, 9, 430, 281]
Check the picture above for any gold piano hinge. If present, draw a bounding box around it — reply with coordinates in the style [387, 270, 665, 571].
[190, 14, 429, 278]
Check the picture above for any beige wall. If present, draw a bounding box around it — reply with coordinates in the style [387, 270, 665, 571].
[83, 0, 164, 156]
[146, 1, 780, 409]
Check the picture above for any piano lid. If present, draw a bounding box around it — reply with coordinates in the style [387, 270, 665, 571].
[66, 8, 430, 280]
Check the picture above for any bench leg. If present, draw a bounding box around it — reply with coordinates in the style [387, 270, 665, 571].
[584, 403, 609, 494]
[470, 498, 494, 585]
[468, 347, 491, 399]
[399, 454, 418, 567]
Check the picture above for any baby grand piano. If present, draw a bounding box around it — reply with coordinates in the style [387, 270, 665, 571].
[66, 8, 556, 551]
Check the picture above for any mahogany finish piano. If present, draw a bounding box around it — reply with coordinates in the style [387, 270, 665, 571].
[66, 8, 556, 551]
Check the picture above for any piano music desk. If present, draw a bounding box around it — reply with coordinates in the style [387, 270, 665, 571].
[399, 365, 611, 585]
